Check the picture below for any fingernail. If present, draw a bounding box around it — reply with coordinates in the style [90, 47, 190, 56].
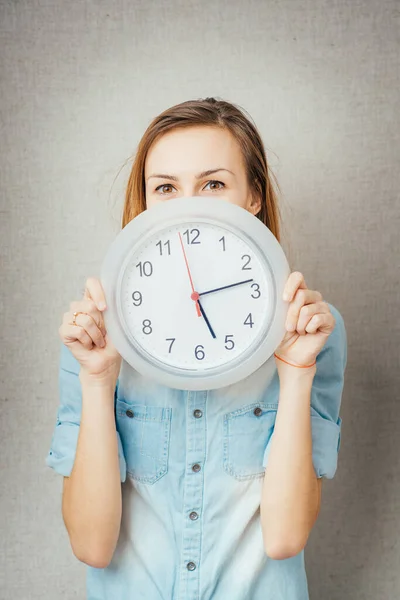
[98, 303, 107, 310]
[283, 292, 289, 301]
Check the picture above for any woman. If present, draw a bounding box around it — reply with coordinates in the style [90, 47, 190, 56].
[46, 97, 347, 600]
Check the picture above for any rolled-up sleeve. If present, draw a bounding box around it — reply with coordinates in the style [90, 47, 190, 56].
[45, 343, 127, 482]
[309, 303, 347, 478]
[263, 302, 347, 479]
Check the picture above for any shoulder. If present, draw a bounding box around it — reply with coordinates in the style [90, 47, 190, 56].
[310, 302, 347, 423]
[325, 301, 346, 333]
[59, 342, 81, 375]
[316, 302, 348, 372]
[327, 302, 347, 344]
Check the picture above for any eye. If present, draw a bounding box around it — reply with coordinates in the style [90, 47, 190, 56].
[203, 180, 225, 192]
[155, 184, 176, 195]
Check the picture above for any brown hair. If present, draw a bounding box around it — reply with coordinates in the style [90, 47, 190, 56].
[121, 97, 282, 242]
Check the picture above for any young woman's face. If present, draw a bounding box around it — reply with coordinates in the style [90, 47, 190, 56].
[144, 126, 261, 215]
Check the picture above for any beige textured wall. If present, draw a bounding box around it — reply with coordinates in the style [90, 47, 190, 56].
[1, 1, 399, 598]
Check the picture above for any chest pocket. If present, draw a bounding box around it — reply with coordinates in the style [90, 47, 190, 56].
[115, 399, 172, 484]
[223, 402, 277, 480]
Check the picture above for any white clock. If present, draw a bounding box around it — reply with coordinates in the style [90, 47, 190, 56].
[100, 196, 290, 390]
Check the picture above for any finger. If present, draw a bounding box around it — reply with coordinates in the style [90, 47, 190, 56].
[59, 323, 94, 351]
[305, 311, 335, 335]
[64, 308, 105, 348]
[282, 271, 307, 302]
[69, 299, 106, 337]
[83, 277, 107, 311]
[286, 289, 323, 331]
[63, 300, 106, 348]
[296, 301, 330, 335]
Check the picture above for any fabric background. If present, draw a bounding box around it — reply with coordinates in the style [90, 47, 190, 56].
[1, 1, 399, 598]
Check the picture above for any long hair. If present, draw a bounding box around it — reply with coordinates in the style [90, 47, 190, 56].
[121, 97, 282, 242]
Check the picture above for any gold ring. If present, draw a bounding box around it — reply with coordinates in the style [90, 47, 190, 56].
[72, 311, 101, 329]
[72, 311, 85, 326]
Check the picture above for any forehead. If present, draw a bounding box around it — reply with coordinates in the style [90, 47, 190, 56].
[145, 126, 245, 176]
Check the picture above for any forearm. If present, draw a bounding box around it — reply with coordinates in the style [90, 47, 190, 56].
[62, 374, 122, 567]
[260, 363, 319, 558]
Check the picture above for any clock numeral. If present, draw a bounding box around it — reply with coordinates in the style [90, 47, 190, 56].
[224, 334, 235, 350]
[241, 254, 252, 270]
[142, 319, 152, 335]
[183, 228, 201, 244]
[166, 338, 175, 353]
[219, 236, 226, 251]
[136, 261, 153, 277]
[250, 283, 261, 299]
[132, 291, 142, 306]
[195, 344, 205, 360]
[156, 239, 171, 256]
[244, 313, 254, 328]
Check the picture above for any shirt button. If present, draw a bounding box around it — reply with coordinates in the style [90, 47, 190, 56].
[126, 409, 134, 418]
[253, 407, 262, 417]
[187, 562, 196, 571]
[189, 511, 199, 520]
[193, 409, 203, 418]
[192, 463, 201, 473]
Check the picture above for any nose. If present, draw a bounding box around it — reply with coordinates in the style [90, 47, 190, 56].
[178, 184, 198, 198]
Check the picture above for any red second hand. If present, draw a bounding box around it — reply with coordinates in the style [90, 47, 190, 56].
[178, 232, 201, 317]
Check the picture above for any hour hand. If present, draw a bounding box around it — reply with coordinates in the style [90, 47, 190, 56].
[192, 292, 216, 339]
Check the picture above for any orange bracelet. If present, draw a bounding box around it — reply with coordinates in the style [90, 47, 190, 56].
[274, 352, 316, 369]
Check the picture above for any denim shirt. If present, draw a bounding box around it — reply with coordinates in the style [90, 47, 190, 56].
[46, 302, 347, 600]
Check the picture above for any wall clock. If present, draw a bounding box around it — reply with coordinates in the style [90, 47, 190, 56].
[101, 196, 290, 390]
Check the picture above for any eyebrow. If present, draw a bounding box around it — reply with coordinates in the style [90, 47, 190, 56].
[146, 168, 235, 182]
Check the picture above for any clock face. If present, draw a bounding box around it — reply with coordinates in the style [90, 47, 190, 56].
[117, 220, 274, 373]
[101, 196, 290, 390]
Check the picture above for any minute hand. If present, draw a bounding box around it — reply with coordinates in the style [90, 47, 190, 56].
[198, 278, 254, 297]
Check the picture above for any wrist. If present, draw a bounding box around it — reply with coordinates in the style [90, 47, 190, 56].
[276, 361, 316, 386]
[79, 369, 118, 392]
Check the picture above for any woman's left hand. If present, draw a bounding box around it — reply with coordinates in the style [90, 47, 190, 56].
[274, 271, 336, 368]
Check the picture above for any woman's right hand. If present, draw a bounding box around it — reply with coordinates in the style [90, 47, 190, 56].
[58, 277, 122, 385]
